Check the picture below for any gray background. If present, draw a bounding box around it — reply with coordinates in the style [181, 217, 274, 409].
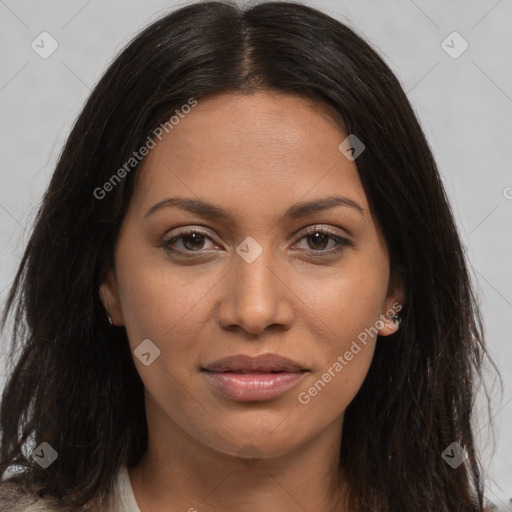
[1, 0, 511, 508]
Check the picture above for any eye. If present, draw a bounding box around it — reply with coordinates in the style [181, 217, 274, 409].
[161, 225, 352, 258]
[161, 228, 219, 254]
[292, 226, 352, 257]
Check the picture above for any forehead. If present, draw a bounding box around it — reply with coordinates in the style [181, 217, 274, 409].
[132, 92, 369, 223]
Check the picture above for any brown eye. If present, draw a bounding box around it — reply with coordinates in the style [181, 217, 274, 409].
[162, 228, 218, 254]
[293, 227, 352, 257]
[305, 232, 330, 250]
[180, 232, 207, 251]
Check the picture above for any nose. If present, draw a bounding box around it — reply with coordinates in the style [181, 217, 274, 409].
[216, 241, 294, 336]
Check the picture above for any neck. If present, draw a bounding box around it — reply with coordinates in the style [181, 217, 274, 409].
[129, 405, 349, 512]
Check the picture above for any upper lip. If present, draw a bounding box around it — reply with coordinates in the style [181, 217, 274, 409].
[202, 354, 307, 373]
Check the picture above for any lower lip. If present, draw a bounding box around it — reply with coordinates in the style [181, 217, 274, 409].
[202, 371, 307, 401]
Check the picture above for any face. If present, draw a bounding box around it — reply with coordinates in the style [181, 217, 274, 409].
[100, 92, 403, 460]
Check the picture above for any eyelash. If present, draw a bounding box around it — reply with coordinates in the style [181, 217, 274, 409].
[161, 226, 352, 259]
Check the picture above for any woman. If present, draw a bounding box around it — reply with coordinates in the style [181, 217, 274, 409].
[0, 1, 494, 510]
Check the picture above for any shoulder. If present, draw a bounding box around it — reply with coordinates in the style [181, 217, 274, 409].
[0, 479, 60, 512]
[0, 464, 130, 512]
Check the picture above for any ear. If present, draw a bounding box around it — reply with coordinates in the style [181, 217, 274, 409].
[99, 269, 124, 327]
[378, 271, 405, 337]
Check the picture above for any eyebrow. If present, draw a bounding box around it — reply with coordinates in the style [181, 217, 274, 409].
[143, 195, 365, 221]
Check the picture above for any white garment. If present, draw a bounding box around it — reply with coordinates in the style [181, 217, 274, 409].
[109, 464, 142, 512]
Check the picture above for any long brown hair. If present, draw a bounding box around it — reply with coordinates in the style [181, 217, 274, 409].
[0, 1, 494, 510]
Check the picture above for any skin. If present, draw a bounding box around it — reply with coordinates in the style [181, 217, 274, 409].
[100, 92, 404, 512]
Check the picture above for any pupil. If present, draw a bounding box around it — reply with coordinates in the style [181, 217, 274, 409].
[309, 232, 328, 250]
[184, 233, 204, 250]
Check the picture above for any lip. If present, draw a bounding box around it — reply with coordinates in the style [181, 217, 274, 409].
[201, 354, 309, 401]
[203, 353, 307, 373]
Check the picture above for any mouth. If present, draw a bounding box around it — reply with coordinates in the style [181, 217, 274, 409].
[201, 353, 309, 401]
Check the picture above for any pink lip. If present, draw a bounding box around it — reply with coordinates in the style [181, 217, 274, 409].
[202, 353, 308, 401]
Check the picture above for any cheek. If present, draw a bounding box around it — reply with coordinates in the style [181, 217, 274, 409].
[294, 257, 388, 411]
[303, 255, 389, 347]
[294, 297, 380, 431]
[114, 244, 218, 355]
[113, 250, 214, 434]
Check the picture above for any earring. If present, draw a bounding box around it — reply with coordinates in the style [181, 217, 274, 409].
[391, 313, 401, 329]
[102, 289, 114, 327]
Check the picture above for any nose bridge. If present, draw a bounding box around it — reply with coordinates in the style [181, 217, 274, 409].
[219, 235, 293, 334]
[235, 236, 280, 312]
[236, 242, 277, 301]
